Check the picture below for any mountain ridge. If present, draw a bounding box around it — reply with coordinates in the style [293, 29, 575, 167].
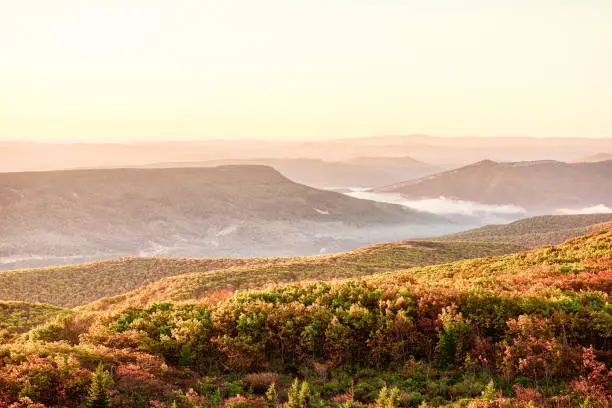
[3, 136, 612, 172]
[376, 159, 612, 212]
[0, 165, 451, 270]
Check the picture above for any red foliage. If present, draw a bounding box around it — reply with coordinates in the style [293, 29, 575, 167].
[547, 269, 612, 293]
[512, 384, 543, 405]
[570, 346, 611, 403]
[416, 293, 446, 333]
[113, 363, 173, 399]
[500, 315, 578, 384]
[5, 398, 47, 408]
[0, 355, 88, 406]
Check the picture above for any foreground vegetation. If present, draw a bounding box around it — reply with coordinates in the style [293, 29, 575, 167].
[0, 241, 523, 308]
[0, 230, 610, 407]
[436, 213, 612, 248]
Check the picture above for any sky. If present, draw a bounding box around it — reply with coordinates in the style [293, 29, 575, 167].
[1, 0, 611, 142]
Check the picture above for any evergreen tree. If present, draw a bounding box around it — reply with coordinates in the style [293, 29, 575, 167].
[18, 380, 33, 399]
[285, 379, 314, 408]
[87, 363, 111, 408]
[266, 383, 278, 407]
[481, 380, 496, 402]
[376, 387, 389, 408]
[285, 379, 302, 408]
[179, 344, 192, 367]
[299, 380, 312, 407]
[376, 386, 400, 408]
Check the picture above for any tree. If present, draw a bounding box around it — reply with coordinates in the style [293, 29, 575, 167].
[285, 379, 302, 408]
[285, 379, 314, 408]
[299, 381, 312, 407]
[18, 380, 33, 399]
[435, 306, 472, 368]
[87, 363, 111, 408]
[266, 383, 278, 407]
[481, 380, 496, 402]
[179, 344, 192, 367]
[375, 386, 400, 408]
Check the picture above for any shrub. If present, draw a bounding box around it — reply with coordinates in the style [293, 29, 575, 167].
[244, 373, 281, 394]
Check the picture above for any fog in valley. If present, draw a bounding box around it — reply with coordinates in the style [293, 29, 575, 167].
[341, 190, 527, 224]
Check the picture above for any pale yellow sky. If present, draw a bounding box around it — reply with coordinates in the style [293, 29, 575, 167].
[1, 0, 611, 141]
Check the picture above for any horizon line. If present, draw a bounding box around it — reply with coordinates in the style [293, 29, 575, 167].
[2, 134, 612, 144]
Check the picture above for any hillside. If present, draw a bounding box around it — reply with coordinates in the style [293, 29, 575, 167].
[377, 159, 612, 213]
[436, 213, 612, 247]
[0, 241, 524, 309]
[0, 257, 275, 308]
[81, 240, 524, 311]
[0, 165, 452, 270]
[0, 301, 64, 339]
[0, 230, 609, 406]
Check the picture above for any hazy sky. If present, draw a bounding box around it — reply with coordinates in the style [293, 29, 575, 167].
[1, 0, 611, 141]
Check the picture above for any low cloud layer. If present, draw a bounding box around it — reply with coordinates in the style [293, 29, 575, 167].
[556, 204, 612, 215]
[345, 190, 527, 224]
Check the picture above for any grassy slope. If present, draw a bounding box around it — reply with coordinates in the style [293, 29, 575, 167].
[435, 213, 612, 248]
[0, 257, 277, 308]
[381, 228, 612, 295]
[0, 240, 524, 310]
[80, 240, 524, 311]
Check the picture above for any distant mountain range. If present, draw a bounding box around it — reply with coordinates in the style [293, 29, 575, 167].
[376, 159, 612, 213]
[3, 135, 612, 172]
[89, 156, 442, 188]
[572, 153, 612, 163]
[0, 165, 454, 270]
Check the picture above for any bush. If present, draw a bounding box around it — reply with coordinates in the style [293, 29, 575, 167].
[244, 373, 281, 394]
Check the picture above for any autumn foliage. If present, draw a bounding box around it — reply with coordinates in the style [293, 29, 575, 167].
[0, 230, 610, 407]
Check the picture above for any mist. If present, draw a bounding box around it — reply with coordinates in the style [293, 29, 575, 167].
[556, 204, 612, 215]
[342, 190, 528, 224]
